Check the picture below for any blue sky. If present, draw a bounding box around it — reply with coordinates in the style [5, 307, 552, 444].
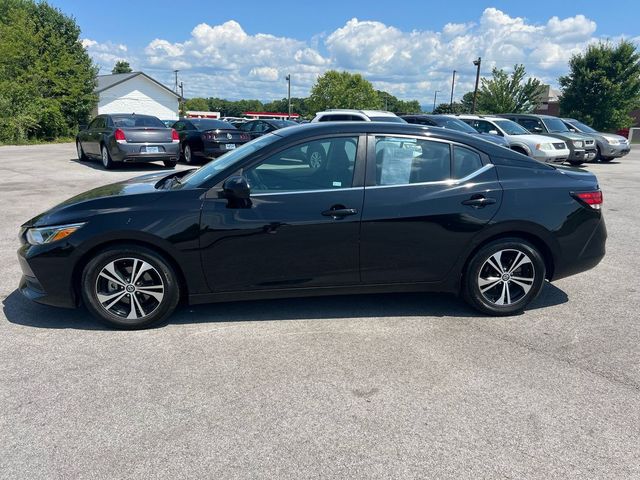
[50, 0, 640, 103]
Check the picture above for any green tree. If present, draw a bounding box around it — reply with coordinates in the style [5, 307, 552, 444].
[183, 97, 210, 112]
[376, 90, 422, 114]
[111, 60, 132, 74]
[559, 40, 640, 131]
[308, 70, 381, 113]
[433, 102, 468, 114]
[0, 0, 97, 143]
[475, 64, 544, 114]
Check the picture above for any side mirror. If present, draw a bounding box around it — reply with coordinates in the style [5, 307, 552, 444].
[222, 175, 251, 207]
[488, 129, 499, 135]
[531, 126, 543, 133]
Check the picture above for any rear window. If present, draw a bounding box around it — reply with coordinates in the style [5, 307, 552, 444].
[190, 119, 236, 130]
[111, 115, 165, 128]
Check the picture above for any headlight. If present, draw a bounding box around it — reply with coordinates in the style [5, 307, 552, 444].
[25, 223, 85, 245]
[573, 140, 583, 147]
[535, 143, 554, 151]
[605, 138, 620, 145]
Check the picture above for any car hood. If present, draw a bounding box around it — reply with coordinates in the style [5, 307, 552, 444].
[554, 132, 593, 141]
[24, 171, 190, 227]
[600, 133, 627, 142]
[520, 134, 567, 145]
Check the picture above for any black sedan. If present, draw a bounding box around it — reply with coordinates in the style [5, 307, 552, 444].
[76, 114, 180, 169]
[402, 114, 511, 148]
[172, 118, 250, 164]
[19, 122, 606, 328]
[238, 119, 299, 139]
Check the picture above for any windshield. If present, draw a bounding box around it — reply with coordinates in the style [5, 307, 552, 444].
[493, 119, 530, 135]
[111, 115, 165, 128]
[568, 120, 597, 133]
[431, 117, 477, 133]
[270, 120, 298, 128]
[190, 119, 236, 130]
[369, 116, 406, 123]
[181, 134, 280, 187]
[543, 117, 570, 133]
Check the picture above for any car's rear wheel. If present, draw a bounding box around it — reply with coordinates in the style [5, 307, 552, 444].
[81, 245, 180, 329]
[463, 238, 546, 316]
[568, 160, 584, 166]
[76, 141, 87, 161]
[101, 145, 114, 169]
[163, 159, 177, 168]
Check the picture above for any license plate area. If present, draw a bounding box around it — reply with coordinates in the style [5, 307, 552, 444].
[143, 146, 160, 153]
[225, 144, 236, 150]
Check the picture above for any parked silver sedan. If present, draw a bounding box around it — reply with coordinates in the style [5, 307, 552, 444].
[562, 118, 631, 162]
[76, 114, 180, 169]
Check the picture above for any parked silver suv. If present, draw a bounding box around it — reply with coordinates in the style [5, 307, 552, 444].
[311, 109, 406, 123]
[562, 118, 630, 162]
[454, 115, 570, 163]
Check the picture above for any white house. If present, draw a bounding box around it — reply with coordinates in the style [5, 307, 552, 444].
[93, 72, 180, 120]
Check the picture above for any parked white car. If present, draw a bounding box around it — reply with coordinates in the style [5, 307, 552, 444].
[453, 115, 571, 164]
[311, 109, 406, 123]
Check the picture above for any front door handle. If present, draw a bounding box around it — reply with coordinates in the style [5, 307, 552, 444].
[322, 205, 358, 218]
[462, 195, 497, 208]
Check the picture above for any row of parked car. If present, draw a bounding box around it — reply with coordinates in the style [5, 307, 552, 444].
[75, 109, 629, 170]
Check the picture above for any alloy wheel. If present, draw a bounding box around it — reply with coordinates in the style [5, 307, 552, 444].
[477, 249, 535, 306]
[102, 147, 109, 167]
[184, 145, 192, 163]
[76, 142, 83, 160]
[309, 151, 323, 170]
[95, 257, 165, 320]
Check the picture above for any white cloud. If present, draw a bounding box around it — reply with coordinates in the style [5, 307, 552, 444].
[82, 8, 627, 104]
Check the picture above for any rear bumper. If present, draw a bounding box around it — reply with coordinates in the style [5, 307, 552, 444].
[553, 215, 607, 281]
[112, 142, 180, 162]
[200, 141, 246, 158]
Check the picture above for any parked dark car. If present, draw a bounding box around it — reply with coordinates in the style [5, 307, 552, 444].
[173, 118, 250, 164]
[76, 114, 180, 169]
[497, 114, 597, 166]
[238, 119, 299, 139]
[401, 114, 510, 148]
[19, 122, 606, 328]
[562, 118, 630, 162]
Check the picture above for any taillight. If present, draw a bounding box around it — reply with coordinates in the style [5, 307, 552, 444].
[114, 128, 126, 143]
[573, 190, 603, 209]
[240, 133, 250, 141]
[171, 128, 179, 142]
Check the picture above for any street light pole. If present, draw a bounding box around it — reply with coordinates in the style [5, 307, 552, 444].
[450, 70, 456, 107]
[433, 90, 441, 112]
[173, 70, 179, 93]
[286, 74, 291, 119]
[472, 57, 481, 114]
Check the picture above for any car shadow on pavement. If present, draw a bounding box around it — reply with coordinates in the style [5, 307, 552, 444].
[68, 158, 178, 172]
[2, 282, 569, 331]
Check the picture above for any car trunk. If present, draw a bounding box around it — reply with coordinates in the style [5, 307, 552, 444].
[121, 128, 174, 144]
[202, 129, 247, 143]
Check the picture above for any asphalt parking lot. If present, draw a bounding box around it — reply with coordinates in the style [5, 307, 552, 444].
[1, 143, 639, 479]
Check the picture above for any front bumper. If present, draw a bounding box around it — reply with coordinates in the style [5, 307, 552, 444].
[533, 149, 570, 163]
[601, 143, 630, 159]
[17, 242, 77, 309]
[112, 142, 180, 163]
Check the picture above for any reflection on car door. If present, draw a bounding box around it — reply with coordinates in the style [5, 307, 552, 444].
[84, 117, 102, 156]
[199, 135, 366, 292]
[360, 135, 503, 283]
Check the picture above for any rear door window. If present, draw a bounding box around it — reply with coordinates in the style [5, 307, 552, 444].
[453, 146, 483, 179]
[374, 136, 451, 185]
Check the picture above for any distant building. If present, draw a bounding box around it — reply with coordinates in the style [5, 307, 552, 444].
[93, 72, 180, 120]
[185, 111, 221, 119]
[534, 85, 561, 116]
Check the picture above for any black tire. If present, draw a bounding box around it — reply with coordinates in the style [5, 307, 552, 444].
[511, 146, 528, 156]
[183, 144, 195, 164]
[163, 159, 177, 168]
[568, 160, 584, 166]
[80, 245, 180, 329]
[307, 145, 327, 170]
[76, 141, 87, 161]
[462, 238, 546, 316]
[600, 157, 613, 163]
[101, 144, 114, 170]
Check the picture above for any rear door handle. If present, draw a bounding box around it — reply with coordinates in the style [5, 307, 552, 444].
[322, 206, 358, 218]
[462, 195, 497, 208]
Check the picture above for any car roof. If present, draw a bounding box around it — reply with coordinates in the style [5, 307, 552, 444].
[497, 113, 555, 119]
[316, 109, 397, 117]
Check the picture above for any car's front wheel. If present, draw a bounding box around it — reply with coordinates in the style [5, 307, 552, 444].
[163, 159, 177, 168]
[80, 245, 180, 329]
[463, 238, 546, 316]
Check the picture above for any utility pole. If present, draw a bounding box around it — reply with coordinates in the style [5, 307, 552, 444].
[450, 70, 457, 107]
[433, 90, 441, 112]
[286, 74, 291, 119]
[174, 70, 179, 93]
[179, 82, 184, 116]
[472, 57, 481, 114]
